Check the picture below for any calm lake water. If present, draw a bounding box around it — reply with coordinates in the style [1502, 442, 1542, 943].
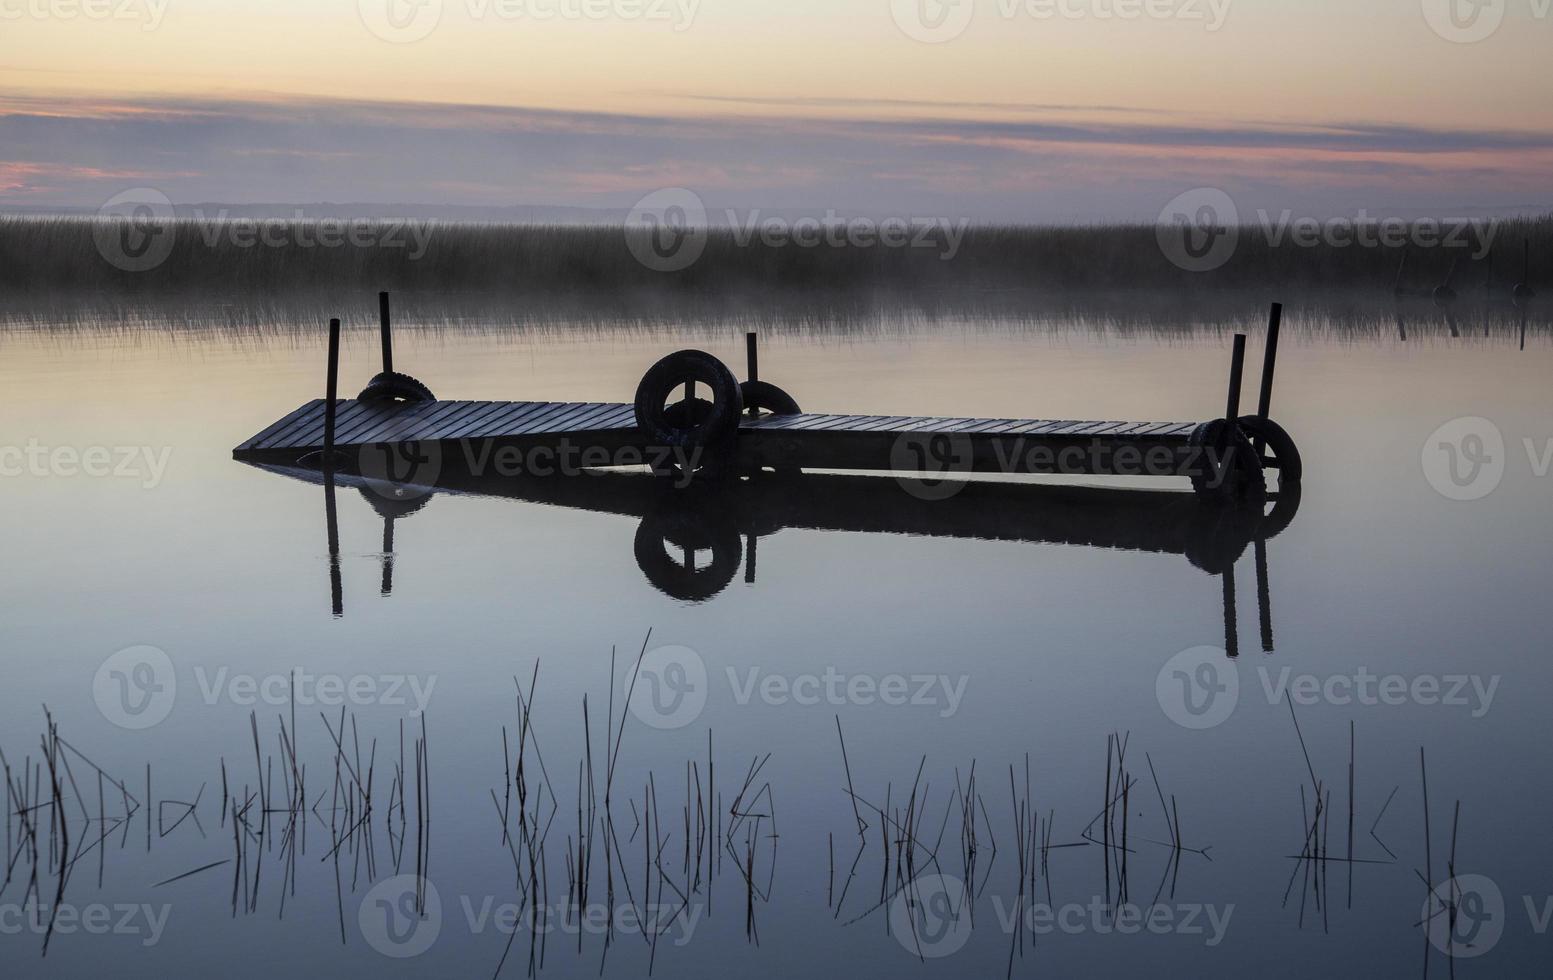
[2, 300, 1550, 977]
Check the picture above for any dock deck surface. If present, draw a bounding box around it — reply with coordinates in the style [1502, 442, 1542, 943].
[235, 399, 1200, 456]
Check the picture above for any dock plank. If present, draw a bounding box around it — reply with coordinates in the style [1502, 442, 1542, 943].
[236, 400, 1203, 460]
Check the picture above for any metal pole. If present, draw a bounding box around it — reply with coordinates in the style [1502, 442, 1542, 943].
[324, 317, 341, 463]
[1225, 332, 1247, 423]
[746, 332, 759, 417]
[1214, 332, 1247, 461]
[1254, 303, 1282, 454]
[379, 291, 394, 375]
[1256, 304, 1281, 421]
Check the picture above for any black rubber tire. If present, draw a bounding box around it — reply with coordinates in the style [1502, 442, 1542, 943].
[358, 371, 436, 405]
[634, 350, 744, 470]
[633, 504, 742, 602]
[1188, 419, 1266, 502]
[1236, 415, 1303, 483]
[739, 380, 801, 417]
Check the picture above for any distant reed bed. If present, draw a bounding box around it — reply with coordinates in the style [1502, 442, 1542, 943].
[1, 212, 1547, 301]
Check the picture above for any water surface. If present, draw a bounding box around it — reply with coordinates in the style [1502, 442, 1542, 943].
[2, 303, 1549, 977]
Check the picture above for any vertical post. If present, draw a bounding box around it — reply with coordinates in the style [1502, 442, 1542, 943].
[1254, 303, 1281, 454]
[744, 534, 757, 584]
[746, 332, 759, 418]
[379, 291, 394, 375]
[324, 317, 341, 463]
[1256, 305, 1281, 421]
[1225, 333, 1247, 423]
[323, 316, 343, 617]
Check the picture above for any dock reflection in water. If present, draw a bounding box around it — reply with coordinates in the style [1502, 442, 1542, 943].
[245, 460, 1300, 657]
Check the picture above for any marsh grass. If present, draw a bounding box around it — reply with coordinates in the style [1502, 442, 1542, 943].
[3, 214, 1548, 305]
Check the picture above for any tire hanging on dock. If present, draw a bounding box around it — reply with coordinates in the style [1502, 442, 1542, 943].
[358, 371, 436, 405]
[1235, 415, 1303, 483]
[738, 380, 801, 417]
[633, 349, 745, 477]
[1187, 418, 1266, 501]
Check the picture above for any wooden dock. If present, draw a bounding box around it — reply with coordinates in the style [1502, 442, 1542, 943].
[232, 296, 1300, 497]
[233, 397, 1208, 478]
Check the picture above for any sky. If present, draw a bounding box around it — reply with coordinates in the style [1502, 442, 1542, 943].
[1, 0, 1550, 221]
